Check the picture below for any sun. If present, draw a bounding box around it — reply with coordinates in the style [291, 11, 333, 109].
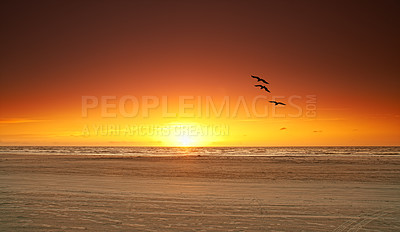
[176, 135, 195, 147]
[158, 122, 217, 147]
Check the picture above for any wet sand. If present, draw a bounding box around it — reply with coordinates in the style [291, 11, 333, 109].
[1, 154, 400, 231]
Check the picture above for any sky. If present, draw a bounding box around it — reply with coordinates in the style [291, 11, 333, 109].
[1, 0, 399, 146]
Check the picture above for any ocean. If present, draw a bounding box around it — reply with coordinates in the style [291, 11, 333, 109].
[0, 146, 399, 156]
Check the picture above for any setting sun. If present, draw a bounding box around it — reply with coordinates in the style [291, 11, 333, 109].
[175, 135, 195, 147]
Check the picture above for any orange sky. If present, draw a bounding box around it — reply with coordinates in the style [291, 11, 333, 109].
[1, 0, 399, 146]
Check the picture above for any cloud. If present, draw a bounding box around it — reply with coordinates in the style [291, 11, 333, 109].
[317, 108, 349, 111]
[365, 113, 398, 119]
[0, 118, 46, 124]
[304, 118, 345, 122]
[236, 119, 263, 122]
[0, 133, 57, 138]
[280, 127, 287, 130]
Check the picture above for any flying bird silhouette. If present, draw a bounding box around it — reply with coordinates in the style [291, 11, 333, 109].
[269, 101, 286, 106]
[263, 86, 271, 92]
[251, 75, 269, 84]
[254, 85, 271, 92]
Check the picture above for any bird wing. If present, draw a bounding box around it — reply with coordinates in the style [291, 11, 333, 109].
[269, 101, 276, 103]
[261, 79, 269, 84]
[254, 85, 262, 87]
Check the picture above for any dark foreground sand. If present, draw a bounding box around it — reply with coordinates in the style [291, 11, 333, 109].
[1, 154, 399, 231]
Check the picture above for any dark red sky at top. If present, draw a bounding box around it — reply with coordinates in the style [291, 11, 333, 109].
[1, 0, 399, 121]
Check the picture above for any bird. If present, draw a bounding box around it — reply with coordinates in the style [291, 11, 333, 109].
[263, 86, 271, 93]
[251, 75, 269, 84]
[269, 100, 286, 106]
[254, 85, 271, 92]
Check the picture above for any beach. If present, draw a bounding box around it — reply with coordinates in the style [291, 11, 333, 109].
[1, 153, 400, 231]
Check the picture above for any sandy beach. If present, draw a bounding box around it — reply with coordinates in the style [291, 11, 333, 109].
[1, 153, 399, 231]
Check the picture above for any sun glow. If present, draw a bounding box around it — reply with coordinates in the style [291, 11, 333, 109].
[176, 135, 195, 147]
[159, 122, 214, 147]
